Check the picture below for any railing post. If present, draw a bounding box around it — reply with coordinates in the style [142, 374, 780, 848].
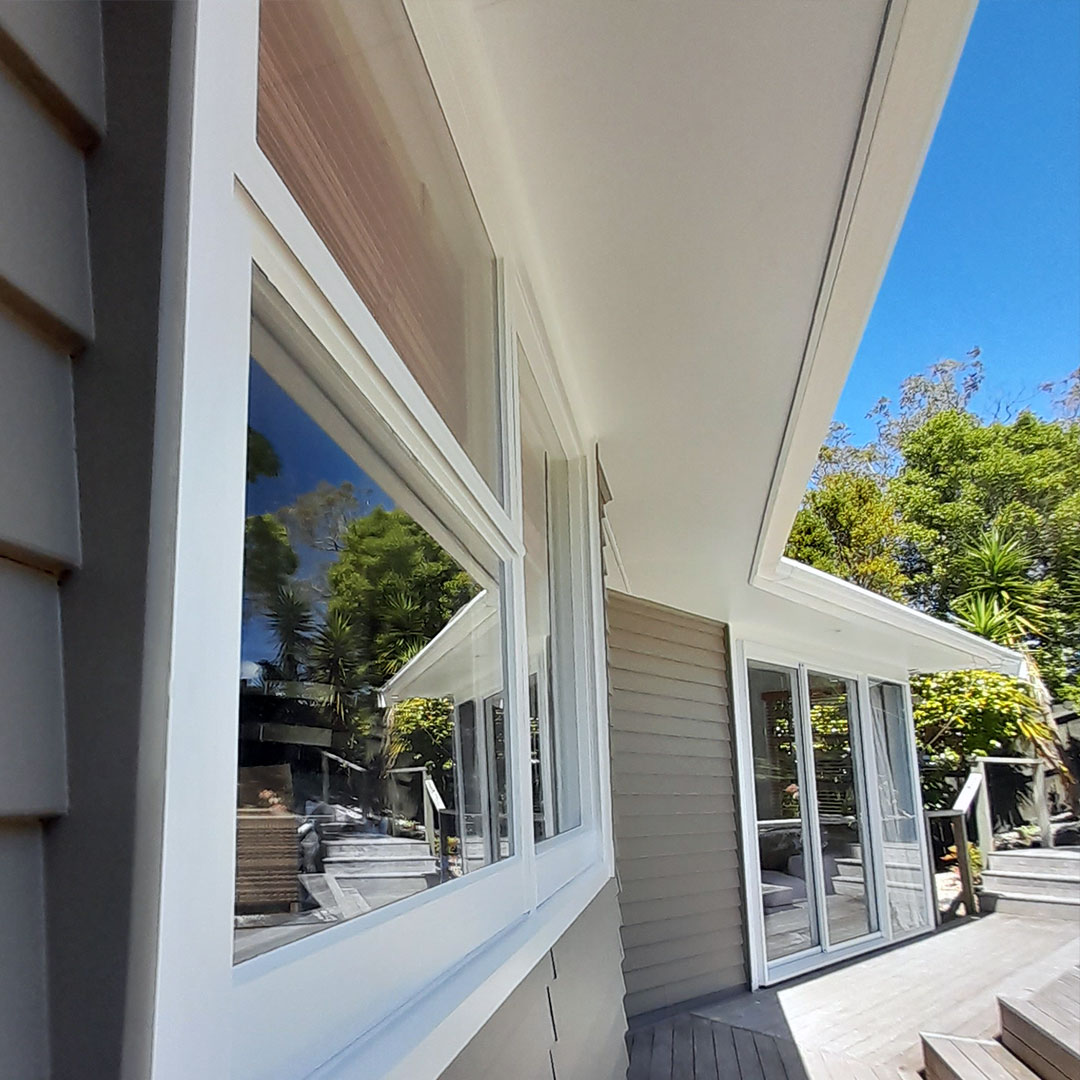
[1033, 763, 1053, 848]
[924, 811, 942, 927]
[975, 759, 994, 858]
[950, 811, 977, 917]
[421, 767, 436, 856]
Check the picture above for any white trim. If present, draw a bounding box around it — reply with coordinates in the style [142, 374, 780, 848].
[149, 3, 258, 1075]
[757, 559, 1024, 675]
[309, 864, 612, 1080]
[146, 2, 618, 1073]
[751, 0, 977, 584]
[237, 155, 520, 563]
[855, 674, 891, 941]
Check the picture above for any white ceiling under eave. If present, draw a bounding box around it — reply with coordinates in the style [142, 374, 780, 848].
[464, 0, 888, 612]
[409, 1, 990, 671]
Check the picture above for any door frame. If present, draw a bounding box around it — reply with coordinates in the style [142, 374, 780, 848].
[731, 636, 934, 989]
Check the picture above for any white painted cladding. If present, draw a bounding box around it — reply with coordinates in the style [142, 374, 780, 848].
[608, 591, 747, 1017]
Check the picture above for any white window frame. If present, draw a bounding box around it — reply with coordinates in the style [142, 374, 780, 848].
[149, 4, 613, 1078]
[730, 633, 934, 990]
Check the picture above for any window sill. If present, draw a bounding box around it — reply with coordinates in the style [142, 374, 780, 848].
[307, 861, 613, 1080]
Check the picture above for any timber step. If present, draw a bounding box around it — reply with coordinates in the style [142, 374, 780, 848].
[985, 851, 1080, 878]
[980, 849, 1080, 919]
[980, 870, 1080, 902]
[980, 893, 1080, 920]
[922, 1033, 1040, 1080]
[999, 971, 1080, 1080]
[922, 963, 1080, 1080]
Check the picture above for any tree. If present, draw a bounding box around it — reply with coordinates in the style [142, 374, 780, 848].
[951, 527, 1047, 647]
[893, 408, 1080, 697]
[328, 506, 477, 678]
[384, 697, 456, 801]
[244, 514, 299, 612]
[868, 354, 985, 474]
[247, 426, 282, 484]
[785, 471, 909, 600]
[910, 669, 1040, 808]
[949, 528, 1075, 810]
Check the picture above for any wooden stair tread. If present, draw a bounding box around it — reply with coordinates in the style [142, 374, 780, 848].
[1000, 995, 1080, 1055]
[922, 1034, 1040, 1080]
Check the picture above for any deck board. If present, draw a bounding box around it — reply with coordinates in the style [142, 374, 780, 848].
[626, 913, 1079, 1079]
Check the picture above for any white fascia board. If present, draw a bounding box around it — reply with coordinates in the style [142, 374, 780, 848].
[742, 0, 1025, 678]
[757, 557, 1024, 676]
[752, 0, 978, 580]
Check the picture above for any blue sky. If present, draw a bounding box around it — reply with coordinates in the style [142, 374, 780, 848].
[243, 361, 394, 671]
[835, 0, 1080, 444]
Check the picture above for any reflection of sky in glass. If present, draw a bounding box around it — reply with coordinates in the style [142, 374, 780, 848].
[241, 361, 394, 671]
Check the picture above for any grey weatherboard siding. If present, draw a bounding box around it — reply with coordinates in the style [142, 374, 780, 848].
[0, 4, 179, 1077]
[607, 591, 748, 1018]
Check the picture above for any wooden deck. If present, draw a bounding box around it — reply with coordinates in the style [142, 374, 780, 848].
[626, 913, 1080, 1079]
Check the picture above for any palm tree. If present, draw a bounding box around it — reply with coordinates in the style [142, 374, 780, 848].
[952, 526, 1047, 646]
[952, 527, 1076, 813]
[307, 609, 368, 731]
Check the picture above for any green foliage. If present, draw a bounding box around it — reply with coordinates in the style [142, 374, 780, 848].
[244, 514, 299, 610]
[328, 506, 477, 678]
[786, 358, 1080, 701]
[951, 527, 1047, 646]
[244, 438, 477, 744]
[247, 427, 281, 484]
[386, 697, 456, 795]
[910, 669, 1039, 806]
[786, 472, 908, 600]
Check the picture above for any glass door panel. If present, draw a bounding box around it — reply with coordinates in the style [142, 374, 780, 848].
[806, 672, 877, 947]
[868, 680, 931, 935]
[747, 663, 820, 963]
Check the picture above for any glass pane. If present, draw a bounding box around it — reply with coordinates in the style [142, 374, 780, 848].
[869, 681, 929, 935]
[258, 0, 501, 495]
[521, 357, 580, 838]
[807, 672, 877, 946]
[748, 662, 819, 962]
[235, 358, 509, 963]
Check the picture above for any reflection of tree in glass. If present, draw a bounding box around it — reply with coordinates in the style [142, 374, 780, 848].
[243, 430, 477, 790]
[247, 426, 281, 484]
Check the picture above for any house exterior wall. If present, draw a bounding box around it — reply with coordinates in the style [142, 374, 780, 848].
[437, 879, 628, 1080]
[0, 4, 178, 1077]
[607, 591, 748, 1017]
[0, 5, 100, 1076]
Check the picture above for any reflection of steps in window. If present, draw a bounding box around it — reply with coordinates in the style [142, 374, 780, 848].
[833, 856, 923, 899]
[321, 835, 440, 910]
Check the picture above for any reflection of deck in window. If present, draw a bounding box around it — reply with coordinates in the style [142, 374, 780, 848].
[234, 356, 509, 963]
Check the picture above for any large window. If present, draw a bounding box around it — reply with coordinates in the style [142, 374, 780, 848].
[257, 0, 501, 495]
[235, 352, 509, 962]
[520, 353, 581, 840]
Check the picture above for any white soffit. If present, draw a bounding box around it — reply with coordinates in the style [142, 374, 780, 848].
[409, 1, 992, 669]
[446, 0, 892, 612]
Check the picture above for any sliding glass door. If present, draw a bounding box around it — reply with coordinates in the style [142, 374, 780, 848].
[868, 680, 933, 936]
[747, 663, 820, 962]
[746, 660, 890, 980]
[806, 672, 877, 949]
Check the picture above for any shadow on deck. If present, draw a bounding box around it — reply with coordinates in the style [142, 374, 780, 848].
[626, 913, 1080, 1079]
